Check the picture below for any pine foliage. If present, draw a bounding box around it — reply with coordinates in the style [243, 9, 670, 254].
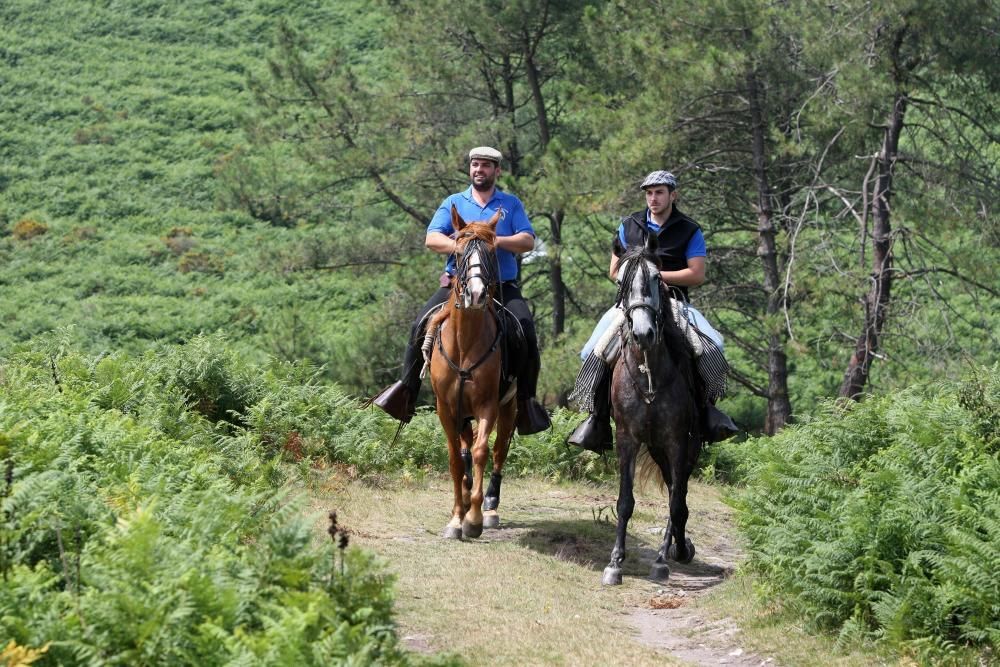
[730, 366, 1000, 662]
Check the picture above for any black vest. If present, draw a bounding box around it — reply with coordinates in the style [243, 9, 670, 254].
[614, 207, 701, 300]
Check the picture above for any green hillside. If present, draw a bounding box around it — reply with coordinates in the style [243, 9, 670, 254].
[1, 0, 998, 663]
[3, 0, 996, 421]
[1, 0, 418, 394]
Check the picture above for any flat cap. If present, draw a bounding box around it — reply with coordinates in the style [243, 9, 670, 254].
[468, 146, 503, 164]
[640, 170, 678, 190]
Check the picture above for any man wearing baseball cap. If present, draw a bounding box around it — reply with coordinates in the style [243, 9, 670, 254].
[371, 146, 551, 435]
[568, 170, 738, 453]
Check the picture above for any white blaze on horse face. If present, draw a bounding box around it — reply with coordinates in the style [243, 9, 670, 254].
[463, 244, 488, 309]
[627, 258, 660, 349]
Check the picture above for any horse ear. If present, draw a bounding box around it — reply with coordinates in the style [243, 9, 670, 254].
[644, 231, 659, 254]
[451, 204, 466, 231]
[487, 209, 501, 230]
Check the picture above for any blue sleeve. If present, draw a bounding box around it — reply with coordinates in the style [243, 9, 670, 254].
[427, 197, 456, 236]
[505, 197, 535, 236]
[686, 229, 706, 259]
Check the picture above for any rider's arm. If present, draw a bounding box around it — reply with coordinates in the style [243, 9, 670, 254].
[659, 256, 705, 287]
[609, 252, 620, 280]
[496, 232, 534, 254]
[663, 228, 707, 286]
[426, 231, 457, 255]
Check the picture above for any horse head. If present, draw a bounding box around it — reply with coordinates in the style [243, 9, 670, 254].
[616, 234, 662, 350]
[451, 204, 501, 310]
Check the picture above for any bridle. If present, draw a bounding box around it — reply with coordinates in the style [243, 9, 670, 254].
[436, 231, 503, 437]
[454, 234, 500, 310]
[616, 252, 662, 344]
[615, 252, 663, 404]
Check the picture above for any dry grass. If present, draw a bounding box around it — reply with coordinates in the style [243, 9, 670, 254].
[694, 578, 890, 667]
[305, 470, 887, 666]
[307, 471, 737, 666]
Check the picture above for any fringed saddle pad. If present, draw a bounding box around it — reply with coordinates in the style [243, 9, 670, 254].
[568, 352, 610, 413]
[570, 303, 729, 408]
[696, 333, 729, 402]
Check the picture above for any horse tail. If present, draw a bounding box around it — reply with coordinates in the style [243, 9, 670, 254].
[635, 445, 666, 495]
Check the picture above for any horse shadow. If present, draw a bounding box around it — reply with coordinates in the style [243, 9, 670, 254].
[509, 517, 733, 585]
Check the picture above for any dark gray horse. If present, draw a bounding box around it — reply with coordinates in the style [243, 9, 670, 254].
[602, 236, 703, 586]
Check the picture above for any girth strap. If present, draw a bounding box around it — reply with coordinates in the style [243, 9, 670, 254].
[435, 313, 503, 435]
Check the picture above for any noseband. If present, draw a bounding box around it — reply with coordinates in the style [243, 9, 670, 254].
[616, 252, 664, 404]
[616, 253, 662, 341]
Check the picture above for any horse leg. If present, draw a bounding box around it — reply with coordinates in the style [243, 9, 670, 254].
[439, 404, 465, 540]
[460, 422, 474, 514]
[603, 433, 637, 586]
[483, 398, 516, 529]
[462, 411, 496, 538]
[666, 458, 695, 564]
[648, 449, 674, 581]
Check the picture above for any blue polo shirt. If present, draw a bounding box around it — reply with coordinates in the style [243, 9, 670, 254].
[616, 209, 706, 259]
[427, 186, 535, 282]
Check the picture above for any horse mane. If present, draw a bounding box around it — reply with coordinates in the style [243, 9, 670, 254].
[615, 246, 660, 307]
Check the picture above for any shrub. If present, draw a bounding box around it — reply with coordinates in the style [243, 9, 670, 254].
[11, 219, 48, 240]
[163, 227, 197, 255]
[0, 340, 451, 665]
[177, 249, 224, 274]
[731, 367, 1000, 663]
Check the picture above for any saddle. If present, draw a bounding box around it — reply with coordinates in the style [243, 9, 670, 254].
[569, 300, 729, 411]
[417, 300, 526, 400]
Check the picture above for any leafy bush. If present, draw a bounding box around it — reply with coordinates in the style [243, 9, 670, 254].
[730, 366, 999, 663]
[11, 218, 48, 240]
[0, 340, 455, 665]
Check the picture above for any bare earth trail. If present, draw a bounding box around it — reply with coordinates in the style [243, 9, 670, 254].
[310, 471, 776, 666]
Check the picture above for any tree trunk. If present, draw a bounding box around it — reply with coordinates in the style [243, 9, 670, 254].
[548, 210, 565, 337]
[747, 64, 792, 433]
[524, 35, 564, 336]
[839, 91, 905, 400]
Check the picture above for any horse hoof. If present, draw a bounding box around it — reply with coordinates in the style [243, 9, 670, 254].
[462, 521, 483, 538]
[668, 538, 696, 564]
[649, 562, 671, 581]
[483, 511, 500, 529]
[442, 525, 463, 540]
[602, 567, 623, 586]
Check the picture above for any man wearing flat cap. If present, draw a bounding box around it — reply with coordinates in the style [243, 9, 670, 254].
[372, 146, 551, 435]
[568, 170, 738, 453]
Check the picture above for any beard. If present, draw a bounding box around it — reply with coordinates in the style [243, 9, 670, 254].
[472, 173, 496, 192]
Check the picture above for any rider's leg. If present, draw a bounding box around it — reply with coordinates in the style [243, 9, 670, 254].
[373, 286, 451, 423]
[500, 283, 551, 435]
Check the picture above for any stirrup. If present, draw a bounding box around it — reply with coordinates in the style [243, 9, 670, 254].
[516, 399, 551, 436]
[567, 414, 613, 454]
[705, 405, 739, 442]
[371, 381, 417, 424]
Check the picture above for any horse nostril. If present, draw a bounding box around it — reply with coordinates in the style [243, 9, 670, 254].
[635, 328, 655, 349]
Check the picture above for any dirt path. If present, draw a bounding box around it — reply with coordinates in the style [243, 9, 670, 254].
[310, 471, 776, 666]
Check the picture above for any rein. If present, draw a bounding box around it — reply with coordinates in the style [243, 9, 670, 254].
[454, 236, 500, 310]
[437, 233, 502, 435]
[616, 251, 663, 405]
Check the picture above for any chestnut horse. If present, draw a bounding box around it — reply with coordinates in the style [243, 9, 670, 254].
[602, 237, 703, 585]
[429, 206, 517, 539]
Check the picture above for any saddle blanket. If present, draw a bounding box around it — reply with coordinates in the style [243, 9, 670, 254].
[580, 303, 724, 361]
